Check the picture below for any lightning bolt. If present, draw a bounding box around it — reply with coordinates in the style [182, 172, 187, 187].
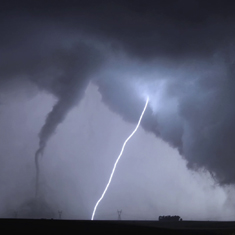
[91, 97, 149, 220]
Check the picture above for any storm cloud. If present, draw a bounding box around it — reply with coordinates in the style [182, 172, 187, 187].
[1, 0, 235, 218]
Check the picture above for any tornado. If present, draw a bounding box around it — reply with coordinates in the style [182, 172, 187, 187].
[33, 78, 90, 197]
[35, 147, 43, 198]
[32, 43, 104, 198]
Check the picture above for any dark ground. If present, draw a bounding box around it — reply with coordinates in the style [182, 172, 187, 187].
[1, 219, 235, 234]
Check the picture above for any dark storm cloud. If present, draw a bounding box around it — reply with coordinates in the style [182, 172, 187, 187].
[85, 1, 235, 186]
[2, 0, 235, 189]
[3, 0, 235, 59]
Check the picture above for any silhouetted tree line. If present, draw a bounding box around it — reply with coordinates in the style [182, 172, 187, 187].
[159, 215, 182, 221]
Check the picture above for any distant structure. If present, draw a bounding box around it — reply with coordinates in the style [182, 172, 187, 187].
[159, 215, 182, 221]
[117, 210, 122, 220]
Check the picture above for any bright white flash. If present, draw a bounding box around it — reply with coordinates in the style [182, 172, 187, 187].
[91, 97, 149, 220]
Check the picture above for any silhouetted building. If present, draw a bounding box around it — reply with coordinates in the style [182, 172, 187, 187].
[159, 215, 182, 221]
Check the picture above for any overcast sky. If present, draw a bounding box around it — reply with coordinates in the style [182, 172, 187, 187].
[1, 0, 235, 220]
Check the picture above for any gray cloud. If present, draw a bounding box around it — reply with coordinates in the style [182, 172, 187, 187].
[2, 0, 235, 218]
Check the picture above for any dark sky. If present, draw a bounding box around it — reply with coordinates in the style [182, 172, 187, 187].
[1, 0, 235, 220]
